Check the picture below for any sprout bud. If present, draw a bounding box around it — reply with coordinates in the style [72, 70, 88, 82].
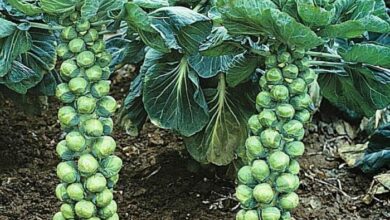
[238, 166, 256, 185]
[279, 192, 299, 210]
[60, 203, 75, 219]
[91, 80, 111, 98]
[276, 104, 295, 119]
[58, 106, 79, 127]
[236, 209, 246, 220]
[256, 91, 274, 109]
[288, 78, 307, 95]
[86, 173, 107, 193]
[265, 55, 277, 68]
[84, 29, 99, 43]
[98, 200, 117, 218]
[261, 207, 281, 220]
[56, 140, 74, 160]
[101, 117, 114, 135]
[78, 154, 99, 176]
[107, 174, 119, 188]
[271, 85, 289, 101]
[101, 155, 123, 178]
[106, 213, 119, 220]
[244, 210, 260, 220]
[259, 76, 268, 89]
[245, 136, 265, 158]
[236, 185, 254, 208]
[77, 51, 96, 68]
[265, 68, 283, 84]
[93, 136, 117, 158]
[285, 141, 305, 157]
[90, 40, 106, 54]
[258, 109, 277, 127]
[248, 115, 262, 135]
[60, 60, 79, 79]
[57, 43, 73, 59]
[290, 94, 312, 111]
[287, 159, 300, 175]
[260, 129, 281, 149]
[60, 26, 77, 41]
[53, 212, 66, 220]
[55, 183, 68, 202]
[253, 183, 274, 204]
[268, 151, 290, 172]
[278, 52, 292, 64]
[282, 120, 305, 140]
[75, 200, 96, 218]
[251, 160, 270, 182]
[282, 64, 299, 79]
[96, 188, 114, 207]
[66, 183, 84, 201]
[56, 83, 76, 103]
[294, 109, 311, 123]
[96, 96, 117, 117]
[76, 19, 91, 32]
[301, 68, 316, 84]
[66, 131, 86, 152]
[76, 95, 97, 114]
[57, 161, 78, 183]
[281, 211, 292, 220]
[85, 65, 103, 82]
[68, 77, 88, 95]
[97, 51, 113, 68]
[275, 173, 300, 193]
[69, 38, 86, 53]
[292, 48, 306, 59]
[83, 118, 104, 137]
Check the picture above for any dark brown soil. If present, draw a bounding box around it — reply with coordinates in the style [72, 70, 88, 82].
[0, 73, 389, 220]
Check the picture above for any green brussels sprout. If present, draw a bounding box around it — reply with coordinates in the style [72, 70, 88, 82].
[60, 60, 79, 79]
[282, 64, 299, 79]
[101, 155, 123, 178]
[58, 106, 79, 127]
[236, 209, 246, 220]
[57, 161, 78, 183]
[60, 203, 75, 219]
[285, 141, 305, 157]
[268, 151, 290, 172]
[265, 55, 277, 68]
[90, 40, 105, 54]
[87, 218, 101, 220]
[53, 212, 66, 220]
[258, 109, 277, 127]
[259, 75, 268, 89]
[265, 68, 283, 84]
[75, 200, 96, 218]
[68, 77, 88, 95]
[70, 12, 79, 22]
[91, 80, 111, 98]
[96, 188, 113, 207]
[65, 131, 86, 152]
[56, 83, 76, 104]
[76, 19, 91, 32]
[101, 66, 111, 80]
[97, 51, 113, 68]
[69, 38, 86, 53]
[287, 159, 300, 175]
[294, 58, 310, 71]
[275, 173, 300, 193]
[245, 136, 265, 158]
[281, 211, 292, 220]
[76, 96, 97, 114]
[236, 185, 254, 208]
[261, 207, 281, 220]
[57, 43, 73, 59]
[61, 26, 77, 41]
[238, 166, 256, 185]
[106, 213, 119, 220]
[251, 160, 270, 182]
[107, 174, 119, 188]
[98, 200, 117, 218]
[253, 183, 274, 204]
[86, 173, 107, 193]
[78, 154, 99, 176]
[84, 29, 99, 43]
[292, 48, 305, 59]
[256, 91, 274, 109]
[282, 120, 305, 140]
[271, 85, 289, 101]
[101, 117, 114, 135]
[278, 52, 291, 64]
[279, 192, 299, 210]
[77, 51, 96, 68]
[56, 140, 74, 160]
[96, 96, 117, 117]
[301, 68, 316, 84]
[276, 104, 295, 119]
[85, 65, 103, 82]
[248, 115, 262, 135]
[93, 136, 116, 158]
[244, 210, 260, 220]
[294, 109, 311, 123]
[288, 78, 307, 95]
[55, 183, 68, 202]
[260, 129, 281, 149]
[79, 113, 98, 124]
[290, 94, 312, 111]
[83, 118, 104, 137]
[66, 183, 84, 201]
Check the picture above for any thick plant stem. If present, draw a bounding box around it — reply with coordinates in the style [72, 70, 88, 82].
[306, 51, 341, 60]
[235, 46, 315, 220]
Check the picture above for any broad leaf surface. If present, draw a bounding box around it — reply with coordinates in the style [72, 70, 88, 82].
[340, 43, 390, 68]
[133, 0, 169, 9]
[0, 18, 16, 38]
[40, 0, 77, 14]
[199, 27, 245, 57]
[7, 0, 42, 16]
[226, 52, 259, 87]
[188, 52, 233, 78]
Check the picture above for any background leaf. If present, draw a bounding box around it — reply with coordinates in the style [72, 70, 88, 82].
[40, 0, 77, 14]
[340, 43, 390, 68]
[225, 52, 259, 87]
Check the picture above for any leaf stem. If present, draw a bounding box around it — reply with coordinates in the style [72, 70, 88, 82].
[193, 0, 208, 12]
[314, 69, 346, 74]
[29, 22, 63, 30]
[306, 51, 342, 60]
[308, 60, 345, 67]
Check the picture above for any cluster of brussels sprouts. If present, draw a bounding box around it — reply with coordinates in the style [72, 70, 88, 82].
[236, 46, 316, 220]
[53, 10, 122, 220]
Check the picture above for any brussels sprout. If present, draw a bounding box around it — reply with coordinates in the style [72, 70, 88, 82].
[76, 19, 91, 32]
[292, 48, 306, 59]
[265, 68, 283, 84]
[66, 131, 86, 152]
[66, 183, 84, 201]
[285, 141, 305, 157]
[238, 166, 256, 185]
[294, 58, 310, 71]
[70, 12, 79, 22]
[265, 55, 277, 68]
[101, 155, 123, 178]
[57, 161, 78, 183]
[294, 109, 311, 123]
[107, 174, 119, 188]
[268, 151, 290, 172]
[96, 188, 113, 207]
[91, 80, 111, 98]
[236, 209, 246, 220]
[101, 117, 114, 135]
[60, 60, 79, 79]
[281, 211, 292, 220]
[288, 78, 307, 95]
[251, 160, 270, 182]
[56, 140, 74, 160]
[282, 64, 299, 79]
[248, 115, 262, 135]
[98, 200, 117, 218]
[261, 207, 281, 220]
[87, 218, 101, 220]
[276, 104, 295, 119]
[68, 77, 88, 95]
[58, 106, 79, 127]
[76, 96, 97, 114]
[56, 83, 76, 104]
[96, 96, 117, 117]
[259, 75, 267, 89]
[57, 43, 73, 59]
[278, 52, 291, 64]
[85, 65, 103, 82]
[101, 66, 111, 80]
[282, 120, 304, 140]
[78, 154, 99, 176]
[279, 192, 299, 210]
[92, 136, 116, 158]
[77, 51, 96, 68]
[90, 40, 106, 54]
[61, 26, 77, 41]
[258, 109, 277, 127]
[253, 183, 274, 203]
[83, 118, 104, 137]
[256, 91, 274, 109]
[86, 173, 107, 193]
[301, 68, 316, 84]
[55, 183, 68, 202]
[53, 212, 66, 220]
[290, 94, 312, 111]
[275, 173, 300, 193]
[260, 129, 281, 149]
[84, 29, 99, 43]
[271, 85, 289, 101]
[97, 51, 113, 68]
[69, 38, 86, 53]
[106, 213, 119, 220]
[60, 203, 75, 219]
[236, 185, 254, 208]
[245, 136, 265, 158]
[244, 210, 260, 220]
[287, 159, 300, 175]
[75, 200, 96, 218]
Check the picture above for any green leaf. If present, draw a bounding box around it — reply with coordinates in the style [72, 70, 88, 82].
[0, 61, 42, 94]
[7, 0, 43, 16]
[226, 52, 259, 87]
[81, 0, 101, 19]
[296, 0, 334, 27]
[199, 27, 245, 57]
[318, 20, 367, 38]
[40, 0, 77, 14]
[27, 29, 57, 72]
[133, 0, 169, 9]
[106, 34, 146, 69]
[0, 18, 17, 38]
[188, 52, 233, 78]
[143, 50, 209, 136]
[340, 43, 390, 68]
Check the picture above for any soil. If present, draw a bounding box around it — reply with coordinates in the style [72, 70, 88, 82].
[0, 72, 389, 220]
